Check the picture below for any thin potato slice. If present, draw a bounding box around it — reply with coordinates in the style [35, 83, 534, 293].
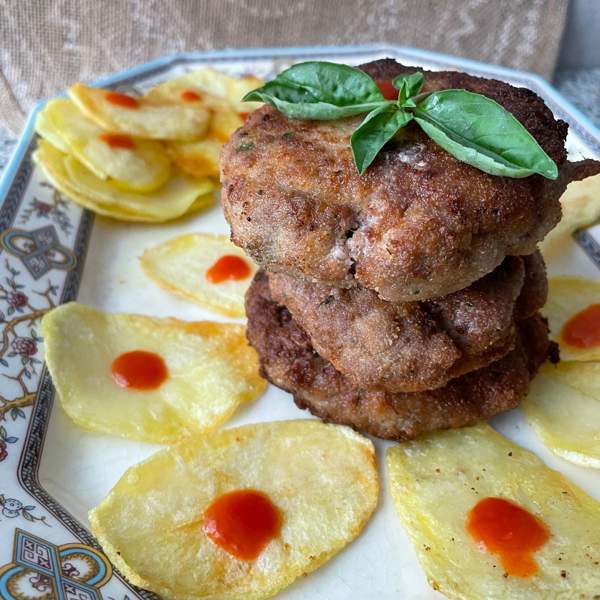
[147, 81, 245, 143]
[42, 303, 266, 443]
[208, 106, 245, 143]
[35, 109, 70, 153]
[34, 140, 214, 222]
[43, 184, 212, 224]
[524, 362, 600, 467]
[544, 276, 600, 361]
[146, 67, 263, 113]
[44, 98, 171, 192]
[35, 147, 174, 223]
[90, 420, 378, 600]
[141, 233, 256, 317]
[64, 154, 213, 219]
[69, 83, 210, 141]
[167, 138, 221, 178]
[387, 424, 600, 599]
[540, 172, 600, 258]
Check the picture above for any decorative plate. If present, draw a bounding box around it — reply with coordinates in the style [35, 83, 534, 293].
[0, 45, 599, 600]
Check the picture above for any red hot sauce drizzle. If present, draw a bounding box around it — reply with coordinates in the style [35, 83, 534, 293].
[375, 79, 398, 101]
[202, 489, 282, 560]
[206, 255, 251, 284]
[467, 497, 549, 577]
[181, 89, 202, 102]
[561, 304, 600, 349]
[98, 132, 136, 150]
[111, 350, 168, 390]
[105, 91, 140, 109]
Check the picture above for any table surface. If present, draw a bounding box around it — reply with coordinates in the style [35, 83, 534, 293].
[1, 67, 599, 177]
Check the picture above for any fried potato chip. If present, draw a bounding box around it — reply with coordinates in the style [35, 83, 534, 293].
[145, 67, 263, 113]
[524, 362, 600, 467]
[35, 146, 173, 223]
[90, 420, 377, 600]
[540, 172, 600, 258]
[167, 138, 221, 178]
[208, 106, 245, 143]
[544, 276, 600, 361]
[387, 424, 600, 599]
[141, 233, 256, 317]
[42, 303, 266, 443]
[49, 184, 212, 224]
[46, 184, 161, 222]
[35, 108, 70, 153]
[64, 155, 214, 219]
[34, 140, 214, 222]
[43, 98, 171, 192]
[69, 83, 210, 141]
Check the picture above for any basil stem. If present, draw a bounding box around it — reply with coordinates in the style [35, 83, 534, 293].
[351, 105, 413, 175]
[393, 72, 424, 106]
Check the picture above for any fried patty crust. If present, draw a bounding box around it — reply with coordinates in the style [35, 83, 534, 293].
[222, 59, 599, 302]
[246, 271, 551, 441]
[268, 251, 546, 393]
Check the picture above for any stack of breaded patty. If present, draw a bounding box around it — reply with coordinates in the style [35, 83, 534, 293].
[221, 59, 595, 440]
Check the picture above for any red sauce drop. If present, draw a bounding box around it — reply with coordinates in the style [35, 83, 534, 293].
[239, 112, 250, 122]
[375, 79, 398, 100]
[105, 91, 140, 109]
[561, 304, 600, 348]
[467, 497, 549, 577]
[206, 255, 251, 284]
[111, 350, 167, 390]
[202, 489, 281, 561]
[181, 89, 202, 102]
[98, 132, 136, 150]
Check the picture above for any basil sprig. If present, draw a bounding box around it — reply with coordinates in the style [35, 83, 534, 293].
[243, 61, 558, 179]
[243, 61, 388, 120]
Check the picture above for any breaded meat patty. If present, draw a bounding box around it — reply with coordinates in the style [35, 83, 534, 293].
[222, 59, 599, 302]
[268, 251, 546, 393]
[246, 271, 551, 441]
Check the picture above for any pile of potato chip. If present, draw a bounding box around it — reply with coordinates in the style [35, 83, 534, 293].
[33, 68, 263, 222]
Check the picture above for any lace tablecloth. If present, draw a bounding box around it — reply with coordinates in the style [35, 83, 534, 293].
[1, 68, 599, 178]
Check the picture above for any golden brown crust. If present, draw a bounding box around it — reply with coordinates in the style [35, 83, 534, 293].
[222, 59, 570, 302]
[245, 271, 550, 441]
[268, 252, 546, 392]
[515, 250, 548, 320]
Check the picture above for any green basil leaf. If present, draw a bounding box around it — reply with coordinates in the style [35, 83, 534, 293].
[393, 72, 424, 105]
[414, 90, 558, 179]
[243, 61, 386, 120]
[351, 105, 413, 174]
